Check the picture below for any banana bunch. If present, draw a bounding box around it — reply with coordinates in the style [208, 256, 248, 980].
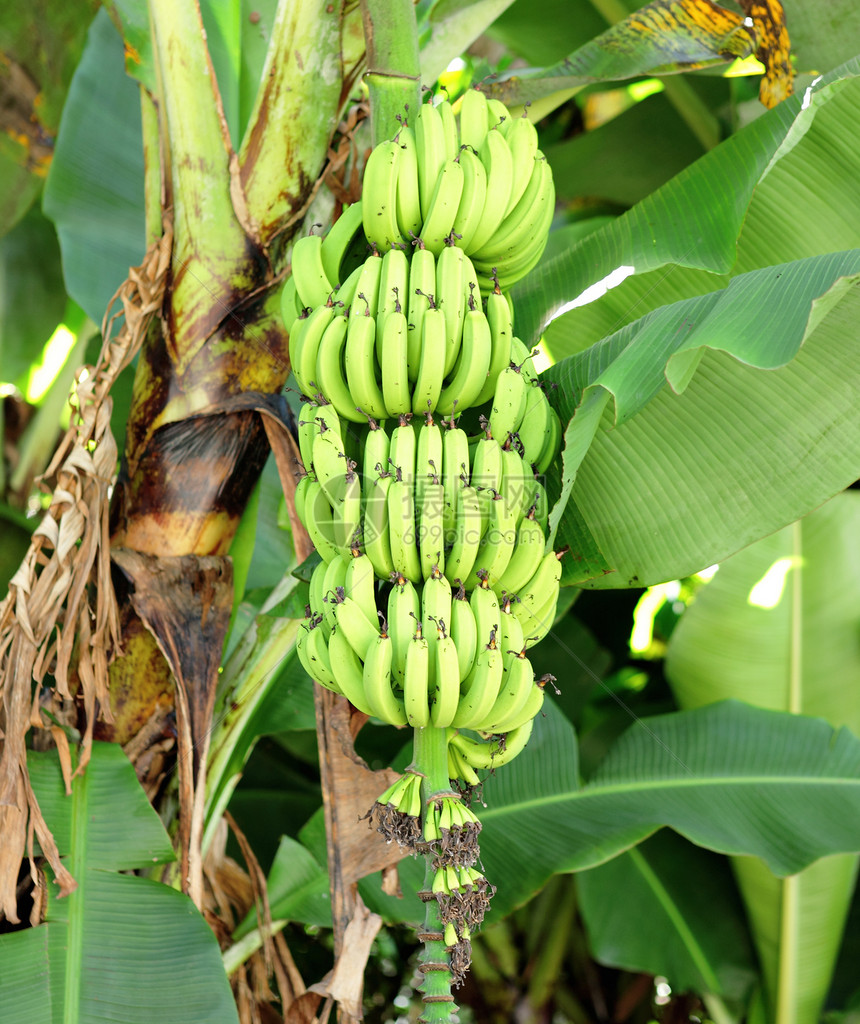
[361, 91, 555, 291]
[296, 553, 559, 733]
[285, 242, 533, 422]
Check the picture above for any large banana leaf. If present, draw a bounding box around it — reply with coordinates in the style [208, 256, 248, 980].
[475, 699, 860, 920]
[665, 494, 860, 1024]
[544, 249, 860, 587]
[577, 829, 757, 1002]
[0, 743, 238, 1024]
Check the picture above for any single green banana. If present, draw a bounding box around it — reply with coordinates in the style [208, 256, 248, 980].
[411, 305, 447, 416]
[457, 88, 489, 153]
[291, 233, 337, 309]
[447, 739, 481, 786]
[468, 128, 514, 253]
[470, 435, 504, 495]
[444, 485, 484, 587]
[437, 299, 493, 415]
[488, 365, 529, 445]
[344, 553, 379, 628]
[363, 474, 395, 579]
[315, 314, 365, 423]
[415, 100, 447, 221]
[499, 443, 530, 522]
[388, 575, 420, 683]
[281, 274, 300, 331]
[476, 650, 537, 734]
[536, 406, 562, 476]
[321, 554, 350, 628]
[511, 551, 562, 640]
[419, 483, 446, 581]
[441, 422, 470, 540]
[434, 244, 467, 376]
[431, 634, 461, 729]
[447, 582, 477, 686]
[335, 466, 362, 554]
[510, 337, 539, 383]
[451, 145, 488, 252]
[516, 382, 553, 469]
[471, 492, 517, 589]
[486, 97, 510, 132]
[487, 675, 546, 733]
[331, 262, 363, 311]
[388, 416, 416, 489]
[302, 479, 340, 563]
[380, 310, 411, 417]
[415, 415, 443, 509]
[473, 284, 514, 406]
[297, 621, 342, 694]
[437, 99, 459, 161]
[308, 556, 329, 620]
[406, 243, 437, 379]
[344, 309, 387, 422]
[328, 625, 374, 714]
[394, 125, 423, 242]
[469, 581, 500, 649]
[421, 568, 452, 643]
[362, 630, 408, 727]
[289, 302, 336, 397]
[387, 477, 422, 582]
[361, 421, 390, 499]
[362, 139, 404, 251]
[336, 594, 380, 661]
[450, 638, 504, 729]
[496, 512, 546, 596]
[404, 627, 431, 727]
[503, 116, 539, 216]
[420, 158, 465, 255]
[312, 431, 349, 505]
[353, 251, 384, 319]
[451, 717, 535, 768]
[320, 201, 365, 285]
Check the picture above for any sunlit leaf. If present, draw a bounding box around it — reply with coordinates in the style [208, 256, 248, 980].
[545, 250, 860, 587]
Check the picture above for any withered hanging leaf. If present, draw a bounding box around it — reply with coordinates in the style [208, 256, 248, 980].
[481, 0, 755, 108]
[740, 0, 794, 107]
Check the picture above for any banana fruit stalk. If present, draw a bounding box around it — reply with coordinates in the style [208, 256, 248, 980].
[283, 87, 564, 1011]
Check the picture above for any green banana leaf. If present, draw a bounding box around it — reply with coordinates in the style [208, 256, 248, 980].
[481, 0, 752, 109]
[543, 249, 860, 587]
[577, 829, 757, 1002]
[475, 699, 860, 920]
[515, 58, 860, 356]
[42, 9, 146, 326]
[0, 743, 238, 1024]
[665, 493, 860, 1024]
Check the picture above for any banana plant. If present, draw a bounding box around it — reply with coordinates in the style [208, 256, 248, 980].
[3, 0, 860, 1022]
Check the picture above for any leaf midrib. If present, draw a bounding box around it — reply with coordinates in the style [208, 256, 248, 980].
[481, 774, 860, 820]
[65, 765, 88, 1024]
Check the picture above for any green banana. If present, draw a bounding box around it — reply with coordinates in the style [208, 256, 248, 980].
[457, 88, 489, 153]
[380, 310, 411, 417]
[312, 430, 348, 505]
[415, 416, 443, 509]
[320, 201, 366, 285]
[503, 117, 539, 215]
[321, 554, 349, 628]
[362, 630, 408, 727]
[443, 485, 483, 587]
[344, 553, 379, 627]
[296, 621, 342, 694]
[362, 139, 404, 251]
[377, 246, 409, 339]
[473, 155, 554, 264]
[517, 383, 553, 469]
[302, 479, 340, 563]
[394, 125, 422, 242]
[430, 634, 461, 729]
[363, 474, 395, 579]
[415, 100, 447, 221]
[361, 420, 391, 498]
[536, 406, 562, 476]
[488, 365, 529, 445]
[468, 128, 514, 253]
[328, 625, 374, 714]
[411, 306, 447, 416]
[388, 575, 420, 683]
[451, 145, 488, 252]
[450, 637, 503, 729]
[451, 717, 535, 768]
[354, 250, 384, 319]
[289, 302, 336, 396]
[315, 314, 364, 423]
[470, 581, 500, 649]
[486, 97, 510, 132]
[308, 556, 329, 620]
[473, 284, 513, 406]
[470, 435, 503, 495]
[291, 233, 336, 309]
[441, 423, 470, 540]
[511, 551, 562, 641]
[344, 309, 387, 422]
[496, 512, 546, 595]
[498, 443, 530, 522]
[404, 626, 431, 728]
[387, 477, 422, 582]
[450, 583, 478, 682]
[336, 595, 379, 660]
[437, 99, 459, 161]
[487, 675, 546, 733]
[472, 492, 517, 589]
[406, 243, 437, 379]
[435, 244, 467, 376]
[281, 274, 300, 330]
[389, 416, 417, 489]
[421, 568, 452, 643]
[420, 158, 465, 255]
[437, 298, 492, 415]
[419, 480, 446, 581]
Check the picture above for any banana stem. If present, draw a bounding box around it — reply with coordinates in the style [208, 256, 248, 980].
[413, 726, 457, 1023]
[359, 0, 421, 145]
